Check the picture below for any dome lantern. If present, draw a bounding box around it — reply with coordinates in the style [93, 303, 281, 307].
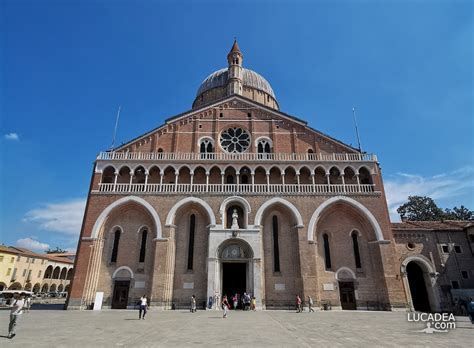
[227, 40, 244, 96]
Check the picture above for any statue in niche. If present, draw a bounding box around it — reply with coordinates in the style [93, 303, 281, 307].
[231, 208, 239, 230]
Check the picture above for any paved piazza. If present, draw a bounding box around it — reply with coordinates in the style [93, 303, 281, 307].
[0, 309, 472, 347]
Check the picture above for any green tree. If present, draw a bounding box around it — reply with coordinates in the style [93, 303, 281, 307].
[46, 247, 67, 254]
[444, 206, 474, 221]
[397, 196, 444, 221]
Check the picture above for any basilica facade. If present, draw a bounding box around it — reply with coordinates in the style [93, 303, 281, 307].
[68, 41, 464, 311]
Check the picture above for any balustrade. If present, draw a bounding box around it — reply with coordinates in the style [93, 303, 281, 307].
[97, 151, 377, 162]
[96, 183, 377, 195]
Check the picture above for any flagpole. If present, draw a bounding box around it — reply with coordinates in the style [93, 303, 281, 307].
[352, 107, 362, 152]
[111, 106, 121, 150]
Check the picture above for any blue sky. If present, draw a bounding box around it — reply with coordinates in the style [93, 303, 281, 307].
[1, 0, 473, 252]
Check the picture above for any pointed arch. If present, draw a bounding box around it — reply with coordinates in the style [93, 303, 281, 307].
[90, 196, 162, 239]
[307, 196, 384, 242]
[254, 198, 304, 227]
[165, 197, 216, 226]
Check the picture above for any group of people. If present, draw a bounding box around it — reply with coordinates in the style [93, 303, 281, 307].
[296, 295, 315, 313]
[231, 292, 256, 311]
[219, 293, 256, 318]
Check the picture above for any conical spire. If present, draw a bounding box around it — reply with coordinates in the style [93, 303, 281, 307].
[229, 39, 241, 55]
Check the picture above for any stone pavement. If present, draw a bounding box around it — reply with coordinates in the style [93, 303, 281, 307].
[0, 309, 472, 347]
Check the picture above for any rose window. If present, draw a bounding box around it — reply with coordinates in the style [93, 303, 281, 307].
[219, 127, 250, 153]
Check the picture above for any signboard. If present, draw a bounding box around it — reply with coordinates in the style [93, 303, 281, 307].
[93, 292, 104, 311]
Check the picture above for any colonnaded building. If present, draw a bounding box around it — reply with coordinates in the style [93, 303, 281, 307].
[68, 41, 474, 311]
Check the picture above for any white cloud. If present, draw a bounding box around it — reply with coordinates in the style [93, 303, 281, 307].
[4, 132, 19, 141]
[23, 198, 86, 236]
[16, 237, 50, 252]
[384, 167, 474, 221]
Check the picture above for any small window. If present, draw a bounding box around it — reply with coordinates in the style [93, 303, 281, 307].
[323, 233, 331, 270]
[441, 245, 449, 254]
[199, 124, 202, 129]
[22, 269, 26, 277]
[110, 229, 121, 263]
[461, 271, 468, 279]
[10, 257, 14, 263]
[451, 280, 460, 289]
[219, 112, 223, 118]
[6, 268, 11, 276]
[247, 113, 252, 118]
[17, 255, 21, 261]
[38, 270, 42, 278]
[139, 229, 148, 263]
[352, 232, 362, 269]
[407, 242, 416, 250]
[454, 245, 462, 254]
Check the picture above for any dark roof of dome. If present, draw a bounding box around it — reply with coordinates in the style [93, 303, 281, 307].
[196, 68, 276, 99]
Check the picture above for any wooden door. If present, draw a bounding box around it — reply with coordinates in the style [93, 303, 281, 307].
[112, 280, 130, 309]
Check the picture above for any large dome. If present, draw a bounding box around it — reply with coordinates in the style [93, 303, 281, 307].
[196, 68, 276, 99]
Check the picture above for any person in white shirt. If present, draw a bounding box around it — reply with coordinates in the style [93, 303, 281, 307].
[8, 294, 25, 339]
[138, 295, 148, 320]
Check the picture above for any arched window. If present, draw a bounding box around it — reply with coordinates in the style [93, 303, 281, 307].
[111, 229, 121, 263]
[187, 215, 196, 270]
[323, 233, 331, 270]
[199, 138, 213, 154]
[139, 229, 147, 263]
[359, 167, 373, 185]
[272, 216, 280, 272]
[257, 138, 272, 154]
[226, 175, 234, 184]
[241, 175, 249, 184]
[352, 232, 362, 268]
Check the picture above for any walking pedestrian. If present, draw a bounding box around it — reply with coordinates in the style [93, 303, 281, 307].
[251, 296, 256, 311]
[138, 295, 148, 320]
[296, 295, 302, 313]
[25, 296, 31, 313]
[232, 294, 238, 310]
[222, 295, 229, 318]
[308, 296, 315, 312]
[467, 297, 474, 324]
[8, 293, 25, 339]
[191, 294, 197, 313]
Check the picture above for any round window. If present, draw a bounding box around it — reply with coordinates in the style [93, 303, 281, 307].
[407, 242, 416, 250]
[220, 127, 251, 153]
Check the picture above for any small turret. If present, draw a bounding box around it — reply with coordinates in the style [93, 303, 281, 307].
[227, 40, 243, 96]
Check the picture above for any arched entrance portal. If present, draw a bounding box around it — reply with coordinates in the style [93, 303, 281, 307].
[401, 256, 439, 312]
[219, 240, 254, 308]
[406, 262, 431, 312]
[111, 267, 133, 309]
[336, 267, 357, 310]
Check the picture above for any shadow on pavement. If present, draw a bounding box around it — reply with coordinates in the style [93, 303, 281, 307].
[31, 303, 65, 310]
